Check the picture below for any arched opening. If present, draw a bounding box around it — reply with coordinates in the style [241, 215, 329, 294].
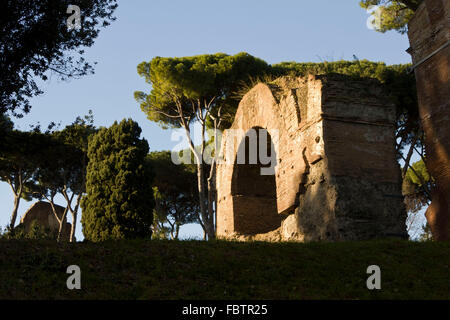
[231, 127, 281, 234]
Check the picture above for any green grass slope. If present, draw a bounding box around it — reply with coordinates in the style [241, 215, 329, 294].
[0, 239, 448, 300]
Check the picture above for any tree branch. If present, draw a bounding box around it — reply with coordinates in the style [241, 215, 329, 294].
[153, 109, 182, 119]
[402, 135, 418, 178]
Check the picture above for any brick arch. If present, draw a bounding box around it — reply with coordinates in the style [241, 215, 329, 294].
[229, 82, 301, 146]
[230, 126, 280, 234]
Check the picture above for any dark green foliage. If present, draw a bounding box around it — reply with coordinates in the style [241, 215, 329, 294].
[146, 151, 199, 239]
[81, 119, 155, 241]
[1, 220, 58, 240]
[0, 130, 45, 195]
[419, 223, 433, 241]
[0, 130, 49, 184]
[0, 113, 14, 133]
[0, 113, 95, 241]
[403, 159, 433, 213]
[0, 0, 117, 116]
[55, 111, 96, 154]
[42, 112, 96, 202]
[33, 135, 84, 199]
[29, 122, 93, 242]
[0, 129, 52, 228]
[135, 52, 271, 129]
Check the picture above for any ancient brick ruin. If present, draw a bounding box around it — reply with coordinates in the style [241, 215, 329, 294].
[19, 201, 72, 240]
[216, 74, 408, 241]
[407, 0, 450, 240]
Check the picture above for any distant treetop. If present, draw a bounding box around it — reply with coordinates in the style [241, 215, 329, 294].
[359, 0, 423, 34]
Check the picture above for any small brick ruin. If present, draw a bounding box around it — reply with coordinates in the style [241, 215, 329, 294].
[216, 74, 408, 241]
[19, 201, 72, 240]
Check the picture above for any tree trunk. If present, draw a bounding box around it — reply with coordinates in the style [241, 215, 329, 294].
[402, 135, 418, 178]
[69, 210, 77, 242]
[197, 163, 213, 239]
[57, 219, 64, 243]
[168, 221, 175, 240]
[182, 118, 216, 240]
[7, 174, 23, 231]
[175, 223, 180, 240]
[69, 194, 82, 243]
[207, 173, 216, 240]
[9, 195, 21, 230]
[49, 200, 68, 243]
[198, 218, 207, 241]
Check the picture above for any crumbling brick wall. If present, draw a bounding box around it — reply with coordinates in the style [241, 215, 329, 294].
[216, 74, 408, 241]
[407, 0, 450, 240]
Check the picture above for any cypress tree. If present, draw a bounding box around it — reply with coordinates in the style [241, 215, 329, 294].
[81, 119, 154, 241]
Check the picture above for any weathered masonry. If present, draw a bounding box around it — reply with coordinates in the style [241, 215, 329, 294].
[216, 74, 408, 241]
[407, 0, 450, 240]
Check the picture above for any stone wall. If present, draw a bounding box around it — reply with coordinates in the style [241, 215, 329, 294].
[216, 74, 408, 241]
[407, 0, 450, 240]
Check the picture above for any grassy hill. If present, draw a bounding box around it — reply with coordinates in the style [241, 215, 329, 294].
[0, 239, 448, 300]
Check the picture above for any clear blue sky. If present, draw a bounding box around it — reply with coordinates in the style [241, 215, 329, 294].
[1, 0, 415, 240]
